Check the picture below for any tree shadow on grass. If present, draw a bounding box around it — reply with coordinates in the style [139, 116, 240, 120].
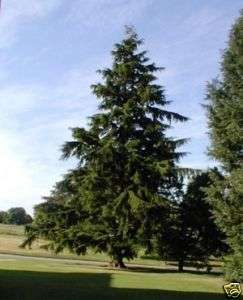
[166, 261, 222, 269]
[126, 265, 222, 276]
[139, 256, 222, 269]
[0, 269, 226, 300]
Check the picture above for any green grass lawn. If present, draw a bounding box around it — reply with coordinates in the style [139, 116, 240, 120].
[0, 256, 226, 300]
[0, 224, 231, 299]
[0, 224, 222, 272]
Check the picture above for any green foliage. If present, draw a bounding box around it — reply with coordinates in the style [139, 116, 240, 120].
[206, 12, 243, 281]
[0, 211, 8, 224]
[0, 208, 32, 225]
[156, 171, 228, 272]
[24, 27, 187, 267]
[205, 11, 243, 172]
[224, 254, 243, 282]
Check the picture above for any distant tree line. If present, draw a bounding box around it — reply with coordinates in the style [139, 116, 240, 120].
[0, 207, 32, 225]
[23, 12, 243, 282]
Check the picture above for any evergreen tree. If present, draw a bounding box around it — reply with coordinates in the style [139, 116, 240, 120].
[23, 28, 187, 267]
[157, 171, 228, 272]
[206, 12, 243, 281]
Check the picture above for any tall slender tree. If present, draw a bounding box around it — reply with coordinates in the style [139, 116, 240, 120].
[23, 28, 187, 267]
[206, 12, 243, 281]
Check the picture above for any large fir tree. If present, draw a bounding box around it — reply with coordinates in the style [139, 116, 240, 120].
[206, 12, 243, 281]
[24, 28, 187, 267]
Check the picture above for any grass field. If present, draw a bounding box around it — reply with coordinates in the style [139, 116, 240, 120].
[0, 224, 222, 270]
[0, 224, 165, 266]
[0, 255, 226, 300]
[0, 224, 232, 299]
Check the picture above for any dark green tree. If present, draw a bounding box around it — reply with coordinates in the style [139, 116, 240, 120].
[6, 207, 32, 225]
[23, 28, 187, 268]
[156, 171, 228, 272]
[205, 12, 243, 281]
[0, 211, 7, 224]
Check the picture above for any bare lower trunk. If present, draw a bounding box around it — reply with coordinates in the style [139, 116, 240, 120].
[178, 258, 184, 272]
[206, 264, 212, 273]
[109, 257, 126, 269]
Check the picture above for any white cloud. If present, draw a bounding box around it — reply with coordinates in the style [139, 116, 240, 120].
[54, 68, 98, 108]
[0, 132, 42, 212]
[0, 85, 44, 115]
[65, 0, 153, 30]
[0, 69, 97, 214]
[0, 0, 61, 48]
[183, 7, 224, 37]
[0, 67, 98, 121]
[0, 126, 75, 214]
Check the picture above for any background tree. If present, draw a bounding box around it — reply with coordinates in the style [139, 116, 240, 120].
[23, 27, 188, 268]
[6, 207, 32, 225]
[206, 12, 243, 281]
[0, 211, 8, 224]
[156, 171, 228, 272]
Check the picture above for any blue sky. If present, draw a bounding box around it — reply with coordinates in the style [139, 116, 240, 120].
[0, 0, 242, 214]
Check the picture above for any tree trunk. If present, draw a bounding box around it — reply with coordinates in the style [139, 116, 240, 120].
[116, 258, 126, 269]
[178, 258, 184, 272]
[110, 256, 126, 269]
[206, 264, 212, 273]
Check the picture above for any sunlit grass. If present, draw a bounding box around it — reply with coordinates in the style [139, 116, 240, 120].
[0, 256, 225, 300]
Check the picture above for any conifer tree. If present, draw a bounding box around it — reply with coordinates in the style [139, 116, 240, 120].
[23, 28, 187, 268]
[156, 170, 228, 272]
[206, 12, 243, 281]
